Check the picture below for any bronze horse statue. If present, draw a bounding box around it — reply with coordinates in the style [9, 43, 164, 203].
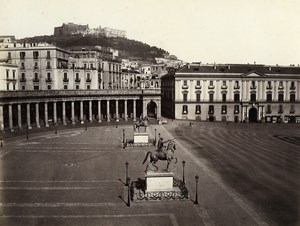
[142, 140, 177, 171]
[134, 116, 149, 133]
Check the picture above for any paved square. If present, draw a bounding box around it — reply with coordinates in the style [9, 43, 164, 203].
[0, 122, 299, 226]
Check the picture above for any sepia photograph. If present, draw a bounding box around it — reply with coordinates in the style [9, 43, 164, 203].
[0, 0, 299, 225]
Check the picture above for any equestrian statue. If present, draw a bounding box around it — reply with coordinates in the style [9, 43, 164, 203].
[134, 115, 149, 133]
[142, 137, 177, 172]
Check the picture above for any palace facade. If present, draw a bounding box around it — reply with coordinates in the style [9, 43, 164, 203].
[161, 63, 300, 123]
[0, 39, 161, 132]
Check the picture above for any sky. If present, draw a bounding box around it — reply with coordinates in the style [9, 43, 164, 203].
[1, 0, 300, 65]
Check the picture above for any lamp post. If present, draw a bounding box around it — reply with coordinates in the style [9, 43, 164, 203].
[194, 175, 199, 204]
[126, 177, 131, 207]
[55, 123, 57, 135]
[154, 128, 157, 145]
[125, 162, 129, 186]
[116, 121, 118, 128]
[182, 161, 186, 184]
[85, 120, 88, 131]
[122, 129, 125, 149]
[26, 125, 29, 141]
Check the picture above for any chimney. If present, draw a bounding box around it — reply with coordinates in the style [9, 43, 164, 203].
[269, 66, 271, 71]
[213, 62, 216, 70]
[228, 65, 231, 70]
[187, 64, 190, 69]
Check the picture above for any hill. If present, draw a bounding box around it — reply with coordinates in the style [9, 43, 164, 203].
[18, 34, 169, 62]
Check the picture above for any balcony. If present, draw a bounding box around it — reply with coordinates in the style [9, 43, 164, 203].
[63, 78, 69, 83]
[195, 85, 201, 89]
[290, 86, 296, 90]
[20, 78, 26, 82]
[208, 85, 215, 89]
[46, 55, 51, 60]
[221, 85, 228, 89]
[75, 78, 81, 83]
[33, 66, 39, 70]
[250, 86, 257, 89]
[278, 86, 284, 90]
[182, 85, 189, 89]
[46, 66, 52, 70]
[20, 66, 25, 70]
[266, 85, 273, 90]
[46, 78, 52, 83]
[33, 78, 39, 83]
[86, 78, 92, 83]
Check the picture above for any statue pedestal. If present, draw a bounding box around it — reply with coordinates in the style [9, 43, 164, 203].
[145, 171, 174, 192]
[133, 133, 149, 144]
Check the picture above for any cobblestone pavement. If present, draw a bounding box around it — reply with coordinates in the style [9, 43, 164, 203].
[0, 122, 299, 226]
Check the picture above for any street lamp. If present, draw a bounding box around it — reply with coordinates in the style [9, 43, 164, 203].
[125, 162, 129, 186]
[182, 161, 186, 184]
[55, 123, 58, 135]
[126, 177, 131, 207]
[154, 128, 157, 145]
[122, 129, 125, 149]
[85, 120, 88, 131]
[194, 175, 199, 204]
[26, 125, 29, 141]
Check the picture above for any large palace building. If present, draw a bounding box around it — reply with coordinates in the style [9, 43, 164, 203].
[161, 63, 300, 123]
[0, 38, 161, 132]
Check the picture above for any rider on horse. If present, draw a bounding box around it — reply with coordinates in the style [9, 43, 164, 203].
[157, 137, 167, 153]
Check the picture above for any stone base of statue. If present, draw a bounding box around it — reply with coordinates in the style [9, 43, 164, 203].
[130, 170, 189, 201]
[126, 133, 155, 147]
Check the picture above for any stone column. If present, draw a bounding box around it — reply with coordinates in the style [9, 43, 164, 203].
[124, 99, 128, 121]
[143, 100, 147, 117]
[80, 101, 84, 124]
[0, 105, 4, 131]
[35, 103, 40, 128]
[53, 102, 57, 124]
[89, 100, 92, 122]
[107, 100, 110, 122]
[98, 100, 102, 122]
[133, 99, 136, 121]
[116, 100, 119, 121]
[62, 101, 66, 125]
[9, 104, 13, 132]
[44, 102, 49, 127]
[71, 101, 75, 124]
[18, 104, 22, 129]
[27, 103, 32, 129]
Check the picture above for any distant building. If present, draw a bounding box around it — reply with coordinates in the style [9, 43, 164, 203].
[161, 63, 300, 123]
[0, 36, 16, 45]
[54, 23, 89, 36]
[0, 62, 18, 91]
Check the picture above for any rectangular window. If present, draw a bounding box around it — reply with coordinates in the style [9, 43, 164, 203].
[196, 80, 200, 86]
[7, 84, 9, 90]
[234, 105, 239, 114]
[87, 85, 90, 90]
[182, 105, 188, 114]
[234, 93, 240, 102]
[195, 105, 201, 114]
[222, 81, 226, 86]
[251, 81, 256, 88]
[47, 85, 51, 90]
[183, 93, 187, 102]
[196, 93, 200, 102]
[290, 105, 295, 114]
[22, 85, 25, 90]
[90, 63, 93, 69]
[47, 61, 51, 69]
[6, 70, 9, 79]
[221, 105, 227, 114]
[290, 93, 295, 102]
[13, 70, 15, 79]
[21, 62, 25, 69]
[267, 93, 272, 102]
[64, 85, 68, 90]
[34, 62, 38, 69]
[267, 81, 272, 89]
[20, 52, 26, 59]
[250, 93, 256, 102]
[46, 51, 50, 59]
[278, 93, 284, 102]
[209, 93, 214, 102]
[76, 85, 79, 90]
[266, 105, 272, 114]
[183, 80, 187, 86]
[13, 84, 15, 90]
[33, 51, 39, 59]
[279, 81, 283, 87]
[209, 81, 213, 86]
[209, 105, 214, 114]
[234, 81, 239, 88]
[291, 81, 295, 89]
[278, 104, 284, 114]
[222, 93, 226, 102]
[34, 85, 39, 90]
[7, 52, 11, 60]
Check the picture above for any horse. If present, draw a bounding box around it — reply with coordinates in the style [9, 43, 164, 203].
[142, 140, 177, 172]
[134, 116, 149, 133]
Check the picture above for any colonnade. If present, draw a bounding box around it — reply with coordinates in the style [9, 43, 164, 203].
[0, 99, 146, 132]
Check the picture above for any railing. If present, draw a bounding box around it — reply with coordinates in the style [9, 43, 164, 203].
[221, 85, 228, 89]
[290, 86, 296, 90]
[20, 78, 26, 82]
[46, 78, 52, 83]
[86, 78, 92, 82]
[75, 78, 81, 83]
[46, 66, 51, 69]
[182, 85, 189, 89]
[250, 86, 257, 89]
[0, 89, 161, 99]
[234, 86, 240, 89]
[195, 85, 201, 89]
[33, 78, 39, 82]
[63, 78, 69, 82]
[266, 86, 273, 89]
[278, 86, 284, 90]
[208, 85, 215, 89]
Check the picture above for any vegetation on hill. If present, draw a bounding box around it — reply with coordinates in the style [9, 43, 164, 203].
[18, 34, 168, 62]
